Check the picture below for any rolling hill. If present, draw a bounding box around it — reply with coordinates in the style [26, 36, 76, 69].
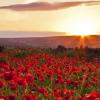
[0, 35, 100, 48]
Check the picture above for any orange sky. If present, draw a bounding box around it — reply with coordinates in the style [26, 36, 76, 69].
[0, 0, 100, 37]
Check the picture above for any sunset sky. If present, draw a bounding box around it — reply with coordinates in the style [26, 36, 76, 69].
[0, 0, 100, 37]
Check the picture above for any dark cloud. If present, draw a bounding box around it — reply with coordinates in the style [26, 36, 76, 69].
[0, 1, 100, 11]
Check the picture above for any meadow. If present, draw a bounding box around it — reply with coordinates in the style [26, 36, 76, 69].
[0, 47, 100, 100]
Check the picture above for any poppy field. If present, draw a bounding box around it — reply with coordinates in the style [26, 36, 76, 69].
[0, 48, 100, 100]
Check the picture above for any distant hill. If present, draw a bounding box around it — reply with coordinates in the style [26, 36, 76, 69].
[0, 35, 100, 48]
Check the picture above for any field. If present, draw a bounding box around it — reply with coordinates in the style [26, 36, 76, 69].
[0, 47, 100, 100]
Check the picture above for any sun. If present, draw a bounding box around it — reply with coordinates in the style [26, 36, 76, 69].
[24, 0, 38, 4]
[66, 19, 96, 37]
[60, 6, 97, 37]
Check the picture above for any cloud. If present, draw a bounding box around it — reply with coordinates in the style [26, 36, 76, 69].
[0, 1, 100, 11]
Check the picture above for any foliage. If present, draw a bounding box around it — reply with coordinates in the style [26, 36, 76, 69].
[55, 45, 66, 52]
[0, 57, 7, 63]
[13, 49, 32, 58]
[0, 46, 6, 52]
[66, 51, 76, 57]
[0, 48, 99, 100]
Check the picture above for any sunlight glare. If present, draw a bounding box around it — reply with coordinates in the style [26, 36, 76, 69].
[66, 19, 96, 37]
[60, 6, 98, 37]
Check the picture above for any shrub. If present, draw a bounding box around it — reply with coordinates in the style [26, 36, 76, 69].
[66, 51, 76, 57]
[56, 45, 66, 52]
[0, 46, 6, 52]
[0, 57, 7, 63]
[13, 50, 32, 58]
